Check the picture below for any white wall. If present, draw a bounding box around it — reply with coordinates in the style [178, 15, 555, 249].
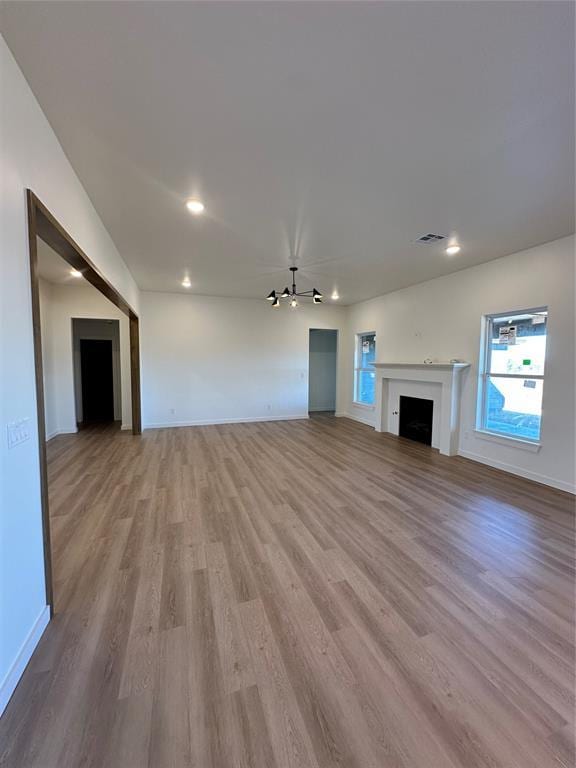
[38, 279, 59, 440]
[342, 236, 575, 493]
[308, 329, 338, 412]
[0, 36, 139, 715]
[141, 293, 346, 428]
[38, 279, 131, 438]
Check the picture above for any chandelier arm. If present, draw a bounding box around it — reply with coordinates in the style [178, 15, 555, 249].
[268, 265, 323, 306]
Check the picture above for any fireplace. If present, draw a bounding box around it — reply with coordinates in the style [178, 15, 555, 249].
[399, 396, 433, 445]
[373, 363, 469, 456]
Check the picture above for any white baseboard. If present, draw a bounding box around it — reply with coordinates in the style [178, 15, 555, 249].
[143, 414, 310, 430]
[0, 605, 50, 716]
[45, 427, 77, 441]
[458, 449, 576, 495]
[309, 405, 336, 413]
[121, 423, 132, 431]
[333, 417, 574, 494]
[335, 411, 376, 428]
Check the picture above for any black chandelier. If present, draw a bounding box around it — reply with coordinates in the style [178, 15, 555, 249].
[266, 267, 322, 309]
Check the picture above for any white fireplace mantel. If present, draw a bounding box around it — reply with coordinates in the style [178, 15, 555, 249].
[373, 362, 470, 456]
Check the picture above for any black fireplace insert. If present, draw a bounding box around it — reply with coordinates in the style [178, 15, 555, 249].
[399, 396, 433, 445]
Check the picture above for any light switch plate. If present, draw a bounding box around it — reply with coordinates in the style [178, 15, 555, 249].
[7, 418, 31, 449]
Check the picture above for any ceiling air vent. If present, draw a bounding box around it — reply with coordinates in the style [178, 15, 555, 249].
[416, 233, 446, 243]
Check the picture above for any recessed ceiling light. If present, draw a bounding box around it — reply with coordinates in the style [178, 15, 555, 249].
[182, 277, 191, 288]
[70, 268, 82, 278]
[186, 199, 205, 215]
[331, 290, 340, 300]
[446, 244, 461, 256]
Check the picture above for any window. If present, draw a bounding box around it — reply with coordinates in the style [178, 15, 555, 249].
[478, 308, 547, 442]
[354, 332, 376, 405]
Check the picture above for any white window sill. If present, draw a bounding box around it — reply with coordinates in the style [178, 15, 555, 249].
[473, 429, 541, 453]
[352, 402, 375, 410]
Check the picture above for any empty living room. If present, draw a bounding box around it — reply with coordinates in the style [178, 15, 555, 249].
[1, 2, 575, 767]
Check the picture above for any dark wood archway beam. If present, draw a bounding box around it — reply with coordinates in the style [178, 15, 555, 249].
[32, 192, 137, 318]
[27, 189, 142, 612]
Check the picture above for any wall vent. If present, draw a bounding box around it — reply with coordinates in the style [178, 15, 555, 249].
[415, 233, 446, 243]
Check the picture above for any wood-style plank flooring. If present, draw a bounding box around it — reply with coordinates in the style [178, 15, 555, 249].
[1, 416, 574, 767]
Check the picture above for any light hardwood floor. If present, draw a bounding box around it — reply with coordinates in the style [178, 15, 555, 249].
[0, 416, 574, 767]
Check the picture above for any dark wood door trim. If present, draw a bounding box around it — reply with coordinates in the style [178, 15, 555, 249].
[26, 189, 142, 614]
[27, 193, 54, 613]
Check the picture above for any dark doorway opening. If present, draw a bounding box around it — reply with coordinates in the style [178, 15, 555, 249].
[80, 339, 114, 423]
[399, 396, 433, 445]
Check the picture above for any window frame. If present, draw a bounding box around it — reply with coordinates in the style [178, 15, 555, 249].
[477, 306, 548, 444]
[353, 331, 376, 407]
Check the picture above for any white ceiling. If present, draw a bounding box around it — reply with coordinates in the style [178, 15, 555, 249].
[36, 238, 84, 285]
[2, 1, 574, 304]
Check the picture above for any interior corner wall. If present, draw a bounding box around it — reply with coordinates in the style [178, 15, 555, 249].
[38, 279, 59, 440]
[141, 292, 347, 428]
[38, 279, 132, 437]
[0, 35, 140, 715]
[343, 235, 576, 493]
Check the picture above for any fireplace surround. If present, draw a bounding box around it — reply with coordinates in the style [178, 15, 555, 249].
[372, 363, 470, 456]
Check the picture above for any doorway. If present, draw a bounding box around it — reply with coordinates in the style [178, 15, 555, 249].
[72, 318, 122, 427]
[308, 329, 338, 414]
[27, 190, 141, 615]
[80, 339, 114, 423]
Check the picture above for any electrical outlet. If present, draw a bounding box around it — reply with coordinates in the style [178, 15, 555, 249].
[7, 418, 31, 449]
[170, 408, 176, 415]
